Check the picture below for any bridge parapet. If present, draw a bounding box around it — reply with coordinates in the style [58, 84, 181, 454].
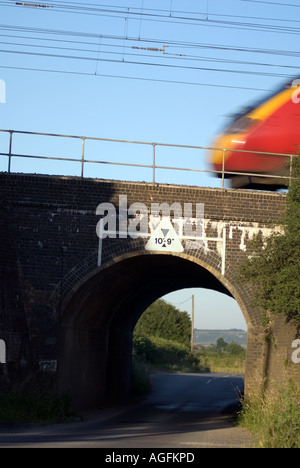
[0, 129, 293, 189]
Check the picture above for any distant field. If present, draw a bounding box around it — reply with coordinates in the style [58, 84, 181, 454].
[194, 329, 247, 348]
[199, 353, 246, 374]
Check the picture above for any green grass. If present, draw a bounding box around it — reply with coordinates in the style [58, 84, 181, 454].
[199, 353, 246, 374]
[238, 380, 300, 448]
[0, 390, 74, 424]
[193, 349, 246, 374]
[0, 371, 81, 424]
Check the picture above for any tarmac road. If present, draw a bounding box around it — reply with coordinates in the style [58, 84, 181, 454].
[0, 372, 251, 448]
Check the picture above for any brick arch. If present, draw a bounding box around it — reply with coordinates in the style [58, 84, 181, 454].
[59, 247, 256, 328]
[55, 232, 259, 328]
[58, 248, 258, 409]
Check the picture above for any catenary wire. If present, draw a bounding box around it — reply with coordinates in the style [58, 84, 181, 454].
[241, 0, 300, 7]
[0, 64, 273, 91]
[0, 3, 298, 90]
[0, 36, 299, 72]
[1, 1, 300, 34]
[0, 47, 295, 79]
[0, 25, 299, 58]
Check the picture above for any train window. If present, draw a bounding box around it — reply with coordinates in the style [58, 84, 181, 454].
[224, 117, 260, 134]
[224, 77, 299, 133]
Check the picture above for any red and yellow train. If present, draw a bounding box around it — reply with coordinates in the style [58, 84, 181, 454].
[210, 77, 300, 189]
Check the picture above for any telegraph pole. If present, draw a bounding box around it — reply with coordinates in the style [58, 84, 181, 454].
[191, 294, 194, 353]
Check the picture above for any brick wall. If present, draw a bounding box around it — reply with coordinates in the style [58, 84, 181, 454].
[0, 172, 298, 408]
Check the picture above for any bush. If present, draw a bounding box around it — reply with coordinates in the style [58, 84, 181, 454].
[135, 299, 191, 347]
[133, 334, 209, 372]
[133, 335, 160, 363]
[131, 358, 152, 396]
[226, 342, 245, 356]
[133, 334, 189, 365]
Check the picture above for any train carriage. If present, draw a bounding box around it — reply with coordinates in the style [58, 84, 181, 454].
[210, 77, 300, 190]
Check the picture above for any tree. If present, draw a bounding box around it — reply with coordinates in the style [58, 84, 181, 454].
[134, 299, 191, 346]
[216, 337, 228, 352]
[239, 156, 300, 324]
[226, 342, 245, 356]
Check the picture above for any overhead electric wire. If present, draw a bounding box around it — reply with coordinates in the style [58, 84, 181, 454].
[0, 1, 298, 90]
[2, 0, 300, 24]
[0, 46, 295, 79]
[241, 0, 300, 7]
[0, 37, 298, 73]
[0, 63, 272, 91]
[1, 0, 300, 35]
[0, 25, 299, 59]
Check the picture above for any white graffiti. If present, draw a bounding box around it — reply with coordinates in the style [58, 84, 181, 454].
[203, 220, 280, 256]
[0, 339, 6, 364]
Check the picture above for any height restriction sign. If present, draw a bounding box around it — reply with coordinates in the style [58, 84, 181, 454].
[145, 217, 184, 253]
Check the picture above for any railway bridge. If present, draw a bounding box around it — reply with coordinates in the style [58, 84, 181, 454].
[0, 172, 299, 409]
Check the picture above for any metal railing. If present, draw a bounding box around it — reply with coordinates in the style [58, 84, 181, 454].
[0, 129, 294, 188]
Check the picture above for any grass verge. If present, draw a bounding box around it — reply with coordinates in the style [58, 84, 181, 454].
[0, 390, 74, 424]
[238, 380, 300, 448]
[196, 351, 246, 374]
[0, 371, 81, 424]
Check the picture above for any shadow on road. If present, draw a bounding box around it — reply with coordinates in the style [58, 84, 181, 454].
[0, 372, 251, 448]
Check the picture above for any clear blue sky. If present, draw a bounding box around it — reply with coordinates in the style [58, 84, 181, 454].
[162, 288, 245, 330]
[0, 0, 298, 330]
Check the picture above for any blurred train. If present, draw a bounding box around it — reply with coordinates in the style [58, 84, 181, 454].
[210, 77, 300, 190]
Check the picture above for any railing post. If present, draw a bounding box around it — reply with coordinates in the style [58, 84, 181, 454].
[8, 130, 13, 173]
[221, 148, 226, 189]
[152, 143, 156, 184]
[81, 137, 85, 178]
